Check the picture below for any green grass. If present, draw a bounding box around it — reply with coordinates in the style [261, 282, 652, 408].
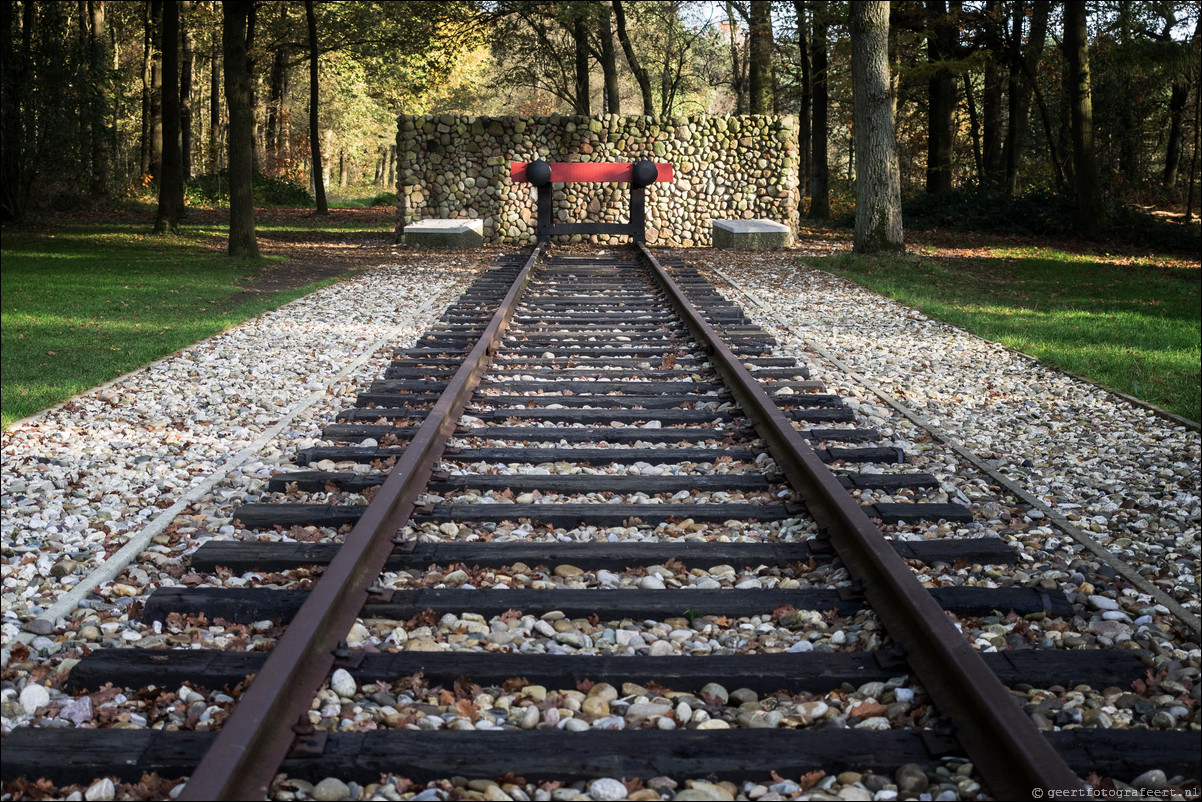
[815, 248, 1201, 422]
[325, 188, 397, 210]
[1, 224, 337, 429]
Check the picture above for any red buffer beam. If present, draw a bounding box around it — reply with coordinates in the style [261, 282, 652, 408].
[510, 161, 675, 184]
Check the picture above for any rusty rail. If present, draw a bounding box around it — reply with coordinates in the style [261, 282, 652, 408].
[636, 242, 1083, 800]
[179, 242, 546, 801]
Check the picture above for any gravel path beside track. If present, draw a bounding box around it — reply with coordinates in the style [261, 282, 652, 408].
[687, 251, 1200, 620]
[1, 253, 486, 663]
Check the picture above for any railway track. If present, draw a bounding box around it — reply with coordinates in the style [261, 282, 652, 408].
[3, 244, 1198, 800]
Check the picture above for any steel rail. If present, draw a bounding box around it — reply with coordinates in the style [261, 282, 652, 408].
[636, 242, 1083, 800]
[180, 242, 546, 801]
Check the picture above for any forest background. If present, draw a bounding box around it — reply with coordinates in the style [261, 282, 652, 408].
[3, 0, 1201, 229]
[2, 0, 1200, 426]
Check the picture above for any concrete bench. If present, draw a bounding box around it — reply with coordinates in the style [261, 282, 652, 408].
[403, 218, 484, 247]
[712, 219, 793, 250]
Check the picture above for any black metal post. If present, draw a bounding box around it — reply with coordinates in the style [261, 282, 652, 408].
[630, 186, 646, 243]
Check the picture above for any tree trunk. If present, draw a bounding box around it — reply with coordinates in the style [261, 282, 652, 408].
[572, 12, 591, 116]
[1163, 81, 1188, 188]
[245, 1, 259, 174]
[659, 13, 674, 115]
[323, 130, 334, 186]
[1185, 83, 1200, 221]
[141, 1, 151, 176]
[110, 15, 122, 181]
[850, 0, 903, 253]
[1003, 0, 1049, 194]
[208, 0, 219, 173]
[180, 0, 194, 180]
[1062, 0, 1103, 227]
[1163, 14, 1199, 188]
[267, 48, 288, 176]
[1115, 1, 1138, 185]
[963, 73, 983, 182]
[154, 0, 181, 232]
[925, 0, 955, 194]
[887, 18, 900, 124]
[387, 145, 396, 188]
[89, 0, 110, 199]
[793, 1, 811, 211]
[748, 0, 774, 115]
[725, 2, 746, 114]
[1, 2, 31, 220]
[598, 2, 619, 115]
[149, 0, 162, 180]
[77, 1, 93, 184]
[809, 10, 830, 218]
[613, 0, 653, 116]
[224, 0, 258, 256]
[981, 0, 1003, 187]
[306, 0, 327, 214]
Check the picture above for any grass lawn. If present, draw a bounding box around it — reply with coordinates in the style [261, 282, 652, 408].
[0, 216, 365, 429]
[812, 241, 1201, 422]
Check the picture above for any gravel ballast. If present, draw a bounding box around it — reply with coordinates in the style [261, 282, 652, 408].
[2, 246, 1198, 801]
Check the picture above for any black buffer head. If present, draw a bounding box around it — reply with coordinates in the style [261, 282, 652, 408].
[631, 159, 659, 188]
[527, 160, 553, 187]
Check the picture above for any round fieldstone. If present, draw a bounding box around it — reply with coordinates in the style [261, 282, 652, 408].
[313, 777, 351, 801]
[588, 778, 628, 801]
[85, 778, 116, 801]
[329, 669, 357, 699]
[19, 684, 50, 715]
[894, 764, 929, 794]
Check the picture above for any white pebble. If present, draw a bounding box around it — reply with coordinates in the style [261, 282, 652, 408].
[329, 668, 357, 698]
[85, 779, 115, 802]
[19, 684, 50, 715]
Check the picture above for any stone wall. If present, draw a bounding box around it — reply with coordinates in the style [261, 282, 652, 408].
[396, 113, 799, 247]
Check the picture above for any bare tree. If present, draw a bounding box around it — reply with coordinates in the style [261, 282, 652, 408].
[724, 1, 747, 113]
[596, 2, 620, 114]
[613, 0, 653, 115]
[572, 9, 590, 115]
